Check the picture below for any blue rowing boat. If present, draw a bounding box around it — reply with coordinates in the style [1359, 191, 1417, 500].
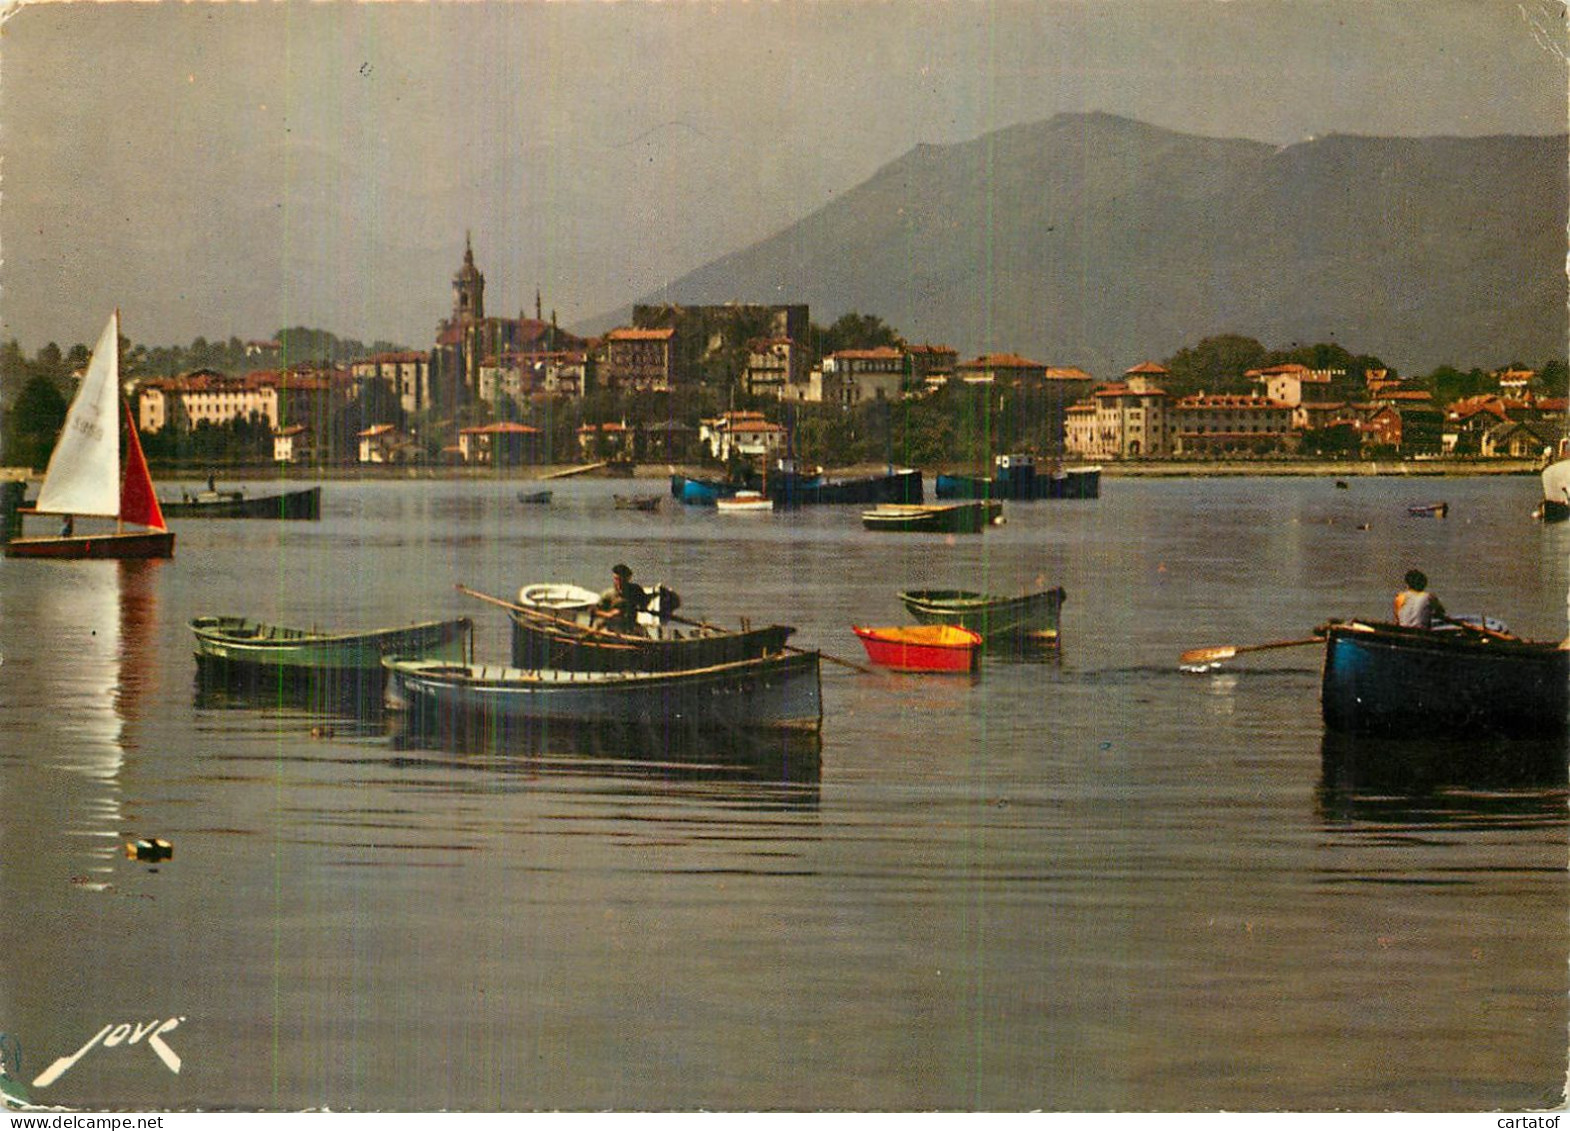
[385, 649, 823, 735]
[1320, 621, 1568, 739]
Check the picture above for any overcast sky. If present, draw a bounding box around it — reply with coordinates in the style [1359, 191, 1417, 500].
[2, 0, 1566, 353]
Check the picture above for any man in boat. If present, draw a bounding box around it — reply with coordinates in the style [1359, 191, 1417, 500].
[1394, 569, 1447, 629]
[592, 563, 650, 635]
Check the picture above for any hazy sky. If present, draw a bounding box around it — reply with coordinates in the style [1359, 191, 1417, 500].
[2, 0, 1566, 353]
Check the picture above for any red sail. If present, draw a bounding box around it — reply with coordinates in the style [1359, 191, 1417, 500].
[119, 400, 167, 531]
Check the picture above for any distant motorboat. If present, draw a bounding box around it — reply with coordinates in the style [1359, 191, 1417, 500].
[1405, 501, 1448, 518]
[715, 490, 773, 514]
[862, 500, 1001, 533]
[162, 483, 322, 519]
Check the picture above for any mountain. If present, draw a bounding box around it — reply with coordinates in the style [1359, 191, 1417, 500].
[613, 113, 1568, 378]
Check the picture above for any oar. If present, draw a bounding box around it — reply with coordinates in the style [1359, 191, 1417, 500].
[456, 584, 635, 646]
[663, 610, 876, 674]
[1179, 637, 1324, 666]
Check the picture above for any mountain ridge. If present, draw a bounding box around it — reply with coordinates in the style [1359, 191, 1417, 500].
[605, 112, 1568, 376]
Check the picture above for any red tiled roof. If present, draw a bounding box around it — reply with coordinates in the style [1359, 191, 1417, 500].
[833, 347, 905, 361]
[1125, 361, 1169, 375]
[959, 353, 1046, 370]
[609, 327, 675, 341]
[460, 422, 541, 435]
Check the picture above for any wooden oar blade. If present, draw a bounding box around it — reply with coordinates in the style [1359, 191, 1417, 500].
[1180, 644, 1238, 665]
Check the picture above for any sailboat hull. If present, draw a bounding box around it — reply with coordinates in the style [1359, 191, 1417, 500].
[4, 530, 174, 560]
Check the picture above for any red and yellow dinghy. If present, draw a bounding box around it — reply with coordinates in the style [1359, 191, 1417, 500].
[851, 624, 983, 673]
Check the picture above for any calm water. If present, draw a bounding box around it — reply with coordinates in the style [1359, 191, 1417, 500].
[0, 474, 1565, 1111]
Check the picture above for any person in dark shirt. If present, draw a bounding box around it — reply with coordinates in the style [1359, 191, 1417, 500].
[593, 563, 649, 635]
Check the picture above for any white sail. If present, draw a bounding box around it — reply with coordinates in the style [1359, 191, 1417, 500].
[34, 312, 121, 518]
[1542, 457, 1570, 505]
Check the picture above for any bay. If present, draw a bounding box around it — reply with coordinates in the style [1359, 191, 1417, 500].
[0, 474, 1564, 1111]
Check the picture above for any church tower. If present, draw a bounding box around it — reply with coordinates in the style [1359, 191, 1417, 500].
[452, 231, 485, 324]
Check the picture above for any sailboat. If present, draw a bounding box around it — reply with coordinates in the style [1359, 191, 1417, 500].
[4, 311, 174, 559]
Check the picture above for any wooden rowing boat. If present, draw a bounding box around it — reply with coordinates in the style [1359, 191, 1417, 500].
[190, 615, 473, 674]
[851, 624, 982, 672]
[384, 650, 823, 735]
[1320, 620, 1568, 738]
[898, 587, 1066, 642]
[499, 583, 796, 672]
[614, 493, 661, 511]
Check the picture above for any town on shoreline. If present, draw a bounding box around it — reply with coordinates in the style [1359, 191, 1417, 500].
[3, 240, 1565, 479]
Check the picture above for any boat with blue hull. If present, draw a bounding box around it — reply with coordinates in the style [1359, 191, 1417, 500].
[384, 650, 824, 735]
[669, 472, 761, 505]
[1320, 621, 1568, 739]
[769, 466, 923, 508]
[935, 455, 1100, 501]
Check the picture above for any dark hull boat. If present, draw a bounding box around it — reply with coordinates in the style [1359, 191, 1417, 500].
[1405, 501, 1448, 518]
[935, 455, 1100, 501]
[1320, 621, 1568, 739]
[669, 472, 761, 505]
[898, 587, 1066, 644]
[385, 650, 824, 736]
[769, 467, 923, 508]
[508, 601, 795, 673]
[862, 500, 1000, 533]
[162, 485, 322, 519]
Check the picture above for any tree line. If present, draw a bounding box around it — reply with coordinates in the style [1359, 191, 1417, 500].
[2, 321, 1565, 471]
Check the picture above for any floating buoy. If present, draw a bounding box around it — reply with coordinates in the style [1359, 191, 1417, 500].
[125, 838, 172, 862]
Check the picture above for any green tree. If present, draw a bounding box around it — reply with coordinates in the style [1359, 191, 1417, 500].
[3, 375, 68, 468]
[1161, 334, 1269, 397]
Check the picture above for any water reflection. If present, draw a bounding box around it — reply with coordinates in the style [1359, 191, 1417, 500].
[192, 658, 386, 720]
[389, 711, 822, 794]
[1316, 731, 1568, 827]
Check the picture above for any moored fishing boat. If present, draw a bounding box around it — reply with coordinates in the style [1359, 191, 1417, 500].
[191, 615, 474, 675]
[4, 312, 174, 560]
[862, 500, 1001, 533]
[480, 584, 796, 672]
[384, 649, 823, 735]
[898, 587, 1066, 643]
[614, 493, 661, 512]
[517, 489, 554, 505]
[936, 455, 1101, 501]
[852, 624, 982, 672]
[770, 466, 923, 508]
[669, 471, 761, 505]
[1320, 620, 1568, 738]
[1405, 501, 1448, 518]
[162, 483, 322, 519]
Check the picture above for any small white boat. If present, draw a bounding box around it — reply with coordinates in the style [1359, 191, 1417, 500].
[714, 490, 772, 514]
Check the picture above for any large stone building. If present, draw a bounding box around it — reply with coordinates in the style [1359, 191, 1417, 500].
[431, 236, 588, 411]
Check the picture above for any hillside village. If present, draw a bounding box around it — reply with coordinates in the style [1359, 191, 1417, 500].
[8, 237, 1567, 472]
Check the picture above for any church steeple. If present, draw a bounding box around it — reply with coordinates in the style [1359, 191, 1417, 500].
[452, 231, 485, 323]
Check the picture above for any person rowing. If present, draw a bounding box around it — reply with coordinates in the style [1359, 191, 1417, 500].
[1393, 569, 1447, 629]
[592, 563, 650, 636]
